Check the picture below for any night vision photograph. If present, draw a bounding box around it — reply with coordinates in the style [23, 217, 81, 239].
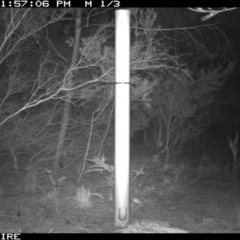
[0, 7, 239, 233]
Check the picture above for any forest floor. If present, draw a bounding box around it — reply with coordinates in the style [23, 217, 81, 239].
[0, 149, 240, 233]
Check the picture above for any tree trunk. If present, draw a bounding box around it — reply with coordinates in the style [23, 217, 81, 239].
[54, 8, 82, 169]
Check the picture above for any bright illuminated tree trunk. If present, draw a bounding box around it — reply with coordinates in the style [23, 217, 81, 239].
[115, 10, 130, 227]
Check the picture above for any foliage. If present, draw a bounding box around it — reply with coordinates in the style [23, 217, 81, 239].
[131, 60, 236, 162]
[0, 8, 237, 173]
[85, 155, 145, 187]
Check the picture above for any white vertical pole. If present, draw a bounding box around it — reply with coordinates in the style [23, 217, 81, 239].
[115, 9, 130, 227]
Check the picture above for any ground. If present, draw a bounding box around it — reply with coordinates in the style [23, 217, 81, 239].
[0, 150, 240, 233]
